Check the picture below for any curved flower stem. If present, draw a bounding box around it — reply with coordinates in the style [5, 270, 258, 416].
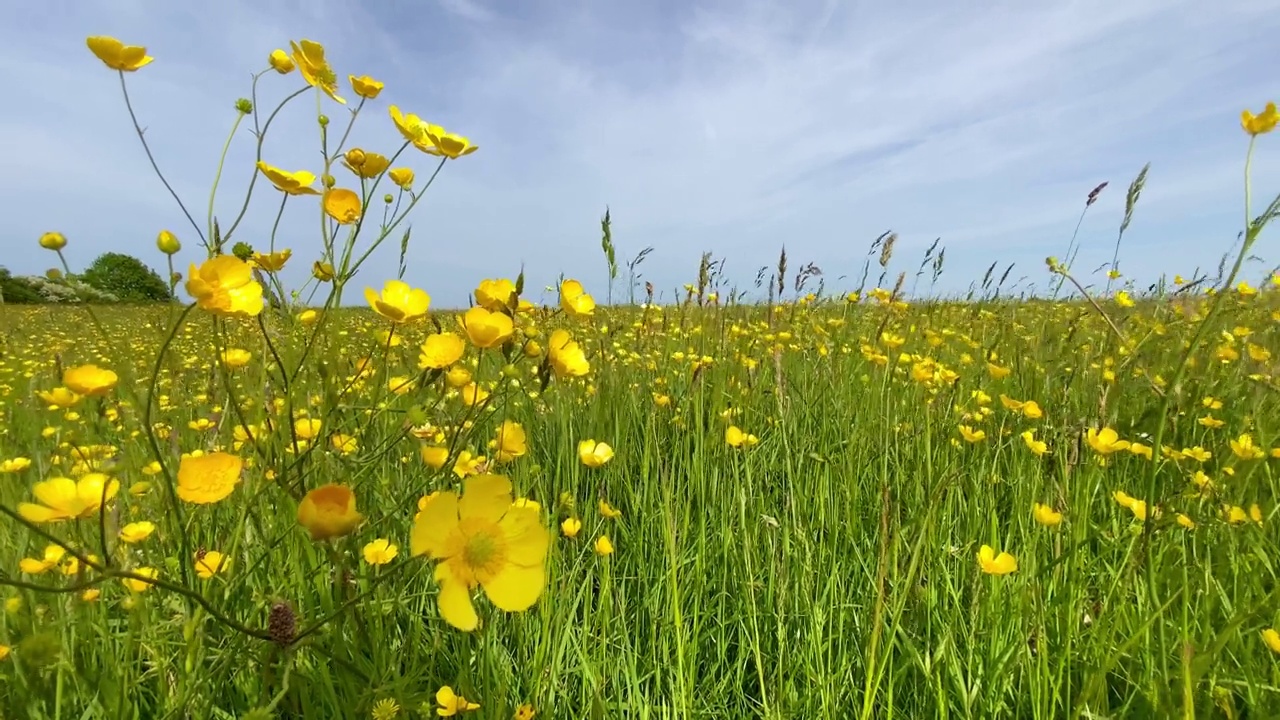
[117, 71, 205, 244]
[223, 85, 310, 243]
[208, 110, 248, 252]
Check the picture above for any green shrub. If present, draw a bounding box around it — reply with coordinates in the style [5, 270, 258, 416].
[80, 252, 171, 302]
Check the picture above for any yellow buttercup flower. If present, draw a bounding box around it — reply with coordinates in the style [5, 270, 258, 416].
[121, 567, 159, 593]
[475, 278, 517, 310]
[342, 149, 390, 179]
[176, 452, 242, 505]
[577, 439, 614, 468]
[323, 188, 363, 224]
[977, 544, 1017, 575]
[348, 74, 384, 99]
[297, 484, 365, 540]
[39, 231, 67, 250]
[195, 551, 230, 579]
[268, 49, 294, 74]
[435, 686, 480, 716]
[362, 539, 398, 565]
[63, 364, 118, 397]
[366, 280, 430, 323]
[18, 473, 120, 523]
[290, 39, 345, 104]
[388, 167, 415, 189]
[256, 161, 321, 195]
[725, 425, 759, 448]
[411, 474, 552, 631]
[251, 249, 292, 272]
[118, 521, 156, 544]
[459, 306, 515, 349]
[419, 332, 466, 369]
[422, 124, 479, 159]
[86, 36, 153, 72]
[1032, 503, 1062, 527]
[559, 279, 596, 318]
[547, 330, 590, 378]
[1242, 102, 1278, 136]
[185, 255, 265, 318]
[489, 421, 527, 463]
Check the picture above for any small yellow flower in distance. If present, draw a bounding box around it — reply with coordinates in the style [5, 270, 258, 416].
[362, 538, 399, 565]
[725, 425, 759, 448]
[1242, 102, 1279, 136]
[37, 387, 81, 408]
[475, 279, 517, 311]
[86, 36, 153, 72]
[547, 330, 590, 378]
[561, 517, 582, 538]
[977, 545, 1017, 575]
[118, 521, 156, 544]
[18, 544, 66, 574]
[459, 306, 515, 349]
[598, 499, 622, 519]
[411, 474, 552, 632]
[1177, 513, 1196, 529]
[323, 188, 363, 224]
[365, 279, 430, 324]
[349, 74, 384, 99]
[1032, 503, 1062, 527]
[1021, 430, 1048, 456]
[268, 48, 294, 74]
[256, 161, 321, 195]
[18, 474, 120, 523]
[514, 703, 537, 720]
[312, 261, 335, 281]
[490, 421, 528, 463]
[221, 348, 252, 369]
[1021, 401, 1043, 420]
[298, 309, 319, 324]
[195, 551, 230, 579]
[186, 255, 265, 318]
[0, 645, 10, 661]
[1263, 628, 1280, 654]
[0, 457, 32, 474]
[290, 39, 345, 104]
[1115, 291, 1134, 308]
[1231, 433, 1266, 460]
[423, 124, 479, 159]
[594, 535, 615, 556]
[421, 445, 450, 469]
[419, 332, 466, 369]
[559, 279, 596, 317]
[295, 417, 323, 441]
[578, 440, 614, 468]
[331, 434, 359, 455]
[177, 452, 242, 505]
[1086, 427, 1129, 455]
[63, 364, 118, 397]
[435, 686, 481, 716]
[958, 425, 985, 443]
[297, 484, 365, 541]
[121, 567, 159, 592]
[371, 698, 400, 720]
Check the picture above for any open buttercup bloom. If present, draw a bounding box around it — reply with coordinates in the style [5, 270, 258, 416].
[365, 280, 430, 323]
[458, 306, 515, 349]
[176, 452, 243, 505]
[348, 74, 384, 99]
[977, 545, 1018, 575]
[577, 440, 614, 468]
[474, 278, 517, 310]
[290, 39, 345, 104]
[86, 36, 153, 72]
[559, 279, 596, 318]
[323, 188, 363, 224]
[411, 474, 551, 632]
[62, 364, 118, 397]
[18, 474, 120, 523]
[185, 255, 265, 318]
[419, 332, 466, 369]
[256, 161, 320, 195]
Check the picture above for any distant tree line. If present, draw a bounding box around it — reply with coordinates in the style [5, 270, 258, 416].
[0, 253, 172, 304]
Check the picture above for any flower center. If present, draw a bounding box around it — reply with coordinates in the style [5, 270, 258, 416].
[457, 520, 507, 582]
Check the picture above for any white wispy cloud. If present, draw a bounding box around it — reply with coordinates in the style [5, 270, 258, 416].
[1, 0, 1276, 305]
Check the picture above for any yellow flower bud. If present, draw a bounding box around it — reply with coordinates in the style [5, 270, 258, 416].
[156, 230, 181, 255]
[268, 49, 294, 74]
[344, 148, 366, 167]
[39, 231, 66, 251]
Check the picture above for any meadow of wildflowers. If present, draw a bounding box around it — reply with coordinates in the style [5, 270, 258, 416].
[0, 35, 1279, 719]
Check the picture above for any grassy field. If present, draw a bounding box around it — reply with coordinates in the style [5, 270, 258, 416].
[1, 36, 1279, 720]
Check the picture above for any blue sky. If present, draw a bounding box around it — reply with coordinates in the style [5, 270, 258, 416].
[2, 0, 1278, 307]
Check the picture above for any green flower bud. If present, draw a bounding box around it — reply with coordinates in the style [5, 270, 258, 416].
[235, 98, 253, 114]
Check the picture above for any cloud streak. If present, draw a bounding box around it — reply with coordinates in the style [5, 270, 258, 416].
[1, 0, 1277, 305]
